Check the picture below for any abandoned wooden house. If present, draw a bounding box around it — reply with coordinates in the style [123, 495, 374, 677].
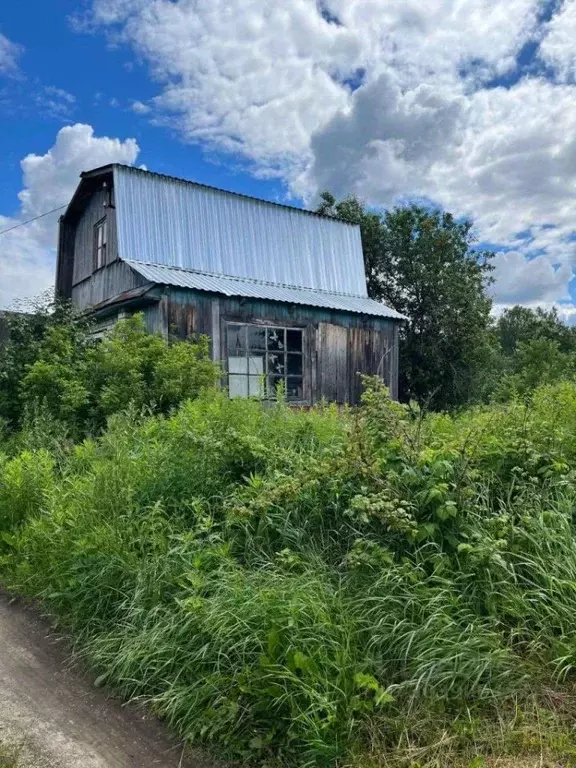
[56, 165, 405, 404]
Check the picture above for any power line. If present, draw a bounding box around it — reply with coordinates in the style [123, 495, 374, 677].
[0, 205, 68, 237]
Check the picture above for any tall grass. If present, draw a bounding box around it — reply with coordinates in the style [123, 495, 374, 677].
[4, 383, 576, 765]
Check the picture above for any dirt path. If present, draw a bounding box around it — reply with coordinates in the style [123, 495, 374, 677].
[0, 591, 216, 768]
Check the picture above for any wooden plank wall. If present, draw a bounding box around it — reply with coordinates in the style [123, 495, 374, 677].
[72, 186, 118, 286]
[349, 325, 396, 404]
[318, 323, 348, 402]
[152, 290, 401, 405]
[71, 262, 145, 310]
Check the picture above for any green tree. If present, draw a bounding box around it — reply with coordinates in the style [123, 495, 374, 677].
[496, 305, 576, 357]
[317, 194, 494, 409]
[0, 296, 92, 432]
[18, 313, 220, 437]
[1, 299, 220, 439]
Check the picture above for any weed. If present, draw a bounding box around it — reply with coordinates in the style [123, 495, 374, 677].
[5, 382, 576, 764]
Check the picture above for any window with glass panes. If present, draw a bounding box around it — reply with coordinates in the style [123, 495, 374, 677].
[94, 217, 107, 270]
[226, 323, 304, 400]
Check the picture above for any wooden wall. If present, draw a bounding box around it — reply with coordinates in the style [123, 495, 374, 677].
[71, 261, 146, 309]
[140, 288, 400, 404]
[72, 186, 118, 285]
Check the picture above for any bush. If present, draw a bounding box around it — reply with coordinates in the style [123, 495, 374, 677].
[5, 382, 576, 765]
[2, 309, 220, 439]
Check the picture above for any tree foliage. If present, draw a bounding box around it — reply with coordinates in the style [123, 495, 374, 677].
[491, 306, 576, 400]
[317, 193, 495, 409]
[0, 297, 92, 433]
[0, 304, 219, 439]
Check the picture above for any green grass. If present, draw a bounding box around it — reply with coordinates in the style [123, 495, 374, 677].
[0, 744, 20, 768]
[5, 383, 576, 765]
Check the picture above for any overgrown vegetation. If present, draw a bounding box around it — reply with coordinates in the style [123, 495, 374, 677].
[0, 303, 219, 439]
[318, 194, 576, 411]
[3, 261, 576, 765]
[4, 370, 576, 765]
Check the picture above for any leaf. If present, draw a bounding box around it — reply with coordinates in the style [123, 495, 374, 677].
[0, 532, 16, 547]
[354, 672, 380, 692]
[375, 689, 395, 707]
[291, 651, 312, 673]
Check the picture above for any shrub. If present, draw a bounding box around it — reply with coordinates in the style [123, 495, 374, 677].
[12, 312, 220, 438]
[5, 382, 576, 765]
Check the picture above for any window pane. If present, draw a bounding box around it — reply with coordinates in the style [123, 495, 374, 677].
[287, 329, 303, 352]
[97, 226, 104, 248]
[227, 325, 246, 355]
[267, 375, 284, 399]
[228, 356, 247, 374]
[248, 355, 264, 375]
[267, 327, 285, 351]
[287, 354, 302, 376]
[101, 220, 107, 244]
[267, 352, 285, 375]
[247, 326, 266, 351]
[249, 376, 265, 397]
[229, 375, 248, 398]
[287, 377, 303, 400]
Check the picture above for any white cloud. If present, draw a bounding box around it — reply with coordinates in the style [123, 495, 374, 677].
[0, 124, 139, 309]
[425, 79, 576, 243]
[297, 73, 465, 203]
[88, 0, 541, 170]
[491, 250, 573, 305]
[0, 32, 22, 74]
[84, 0, 576, 306]
[540, 0, 576, 80]
[131, 99, 150, 114]
[34, 86, 77, 120]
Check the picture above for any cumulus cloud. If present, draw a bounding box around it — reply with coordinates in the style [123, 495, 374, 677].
[83, 0, 576, 307]
[87, 0, 541, 169]
[0, 32, 22, 74]
[491, 250, 573, 305]
[298, 73, 465, 203]
[540, 0, 576, 80]
[0, 124, 139, 308]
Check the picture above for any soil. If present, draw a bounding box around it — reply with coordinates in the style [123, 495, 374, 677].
[0, 590, 217, 768]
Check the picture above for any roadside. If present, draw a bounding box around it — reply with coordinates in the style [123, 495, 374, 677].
[0, 590, 215, 768]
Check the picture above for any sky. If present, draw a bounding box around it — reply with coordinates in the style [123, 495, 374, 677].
[2, 1, 576, 317]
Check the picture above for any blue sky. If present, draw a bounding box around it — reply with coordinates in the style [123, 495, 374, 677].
[2, 0, 576, 315]
[0, 0, 287, 214]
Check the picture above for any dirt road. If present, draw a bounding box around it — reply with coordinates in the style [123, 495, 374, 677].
[0, 591, 215, 768]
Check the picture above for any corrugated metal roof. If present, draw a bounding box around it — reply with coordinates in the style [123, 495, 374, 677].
[125, 261, 406, 320]
[113, 165, 368, 296]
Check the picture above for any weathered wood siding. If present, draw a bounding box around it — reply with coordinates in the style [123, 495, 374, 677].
[139, 289, 400, 404]
[318, 323, 348, 403]
[72, 187, 118, 286]
[71, 261, 145, 310]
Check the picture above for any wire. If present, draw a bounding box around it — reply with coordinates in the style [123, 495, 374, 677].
[0, 205, 68, 236]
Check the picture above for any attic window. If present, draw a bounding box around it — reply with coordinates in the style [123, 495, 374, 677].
[226, 322, 304, 401]
[94, 218, 107, 271]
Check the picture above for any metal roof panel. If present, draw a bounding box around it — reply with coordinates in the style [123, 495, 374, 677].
[113, 165, 368, 296]
[125, 262, 406, 320]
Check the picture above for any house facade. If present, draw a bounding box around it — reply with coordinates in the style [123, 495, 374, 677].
[56, 165, 404, 404]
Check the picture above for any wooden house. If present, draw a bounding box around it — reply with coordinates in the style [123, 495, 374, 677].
[56, 165, 405, 404]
